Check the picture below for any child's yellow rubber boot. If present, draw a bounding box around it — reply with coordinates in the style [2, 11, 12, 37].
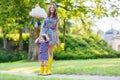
[43, 66, 48, 75]
[48, 56, 53, 74]
[38, 66, 44, 75]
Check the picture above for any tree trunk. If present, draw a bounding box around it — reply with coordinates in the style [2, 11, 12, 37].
[63, 18, 66, 43]
[3, 33, 7, 49]
[28, 28, 39, 60]
[18, 29, 23, 50]
[63, 18, 66, 50]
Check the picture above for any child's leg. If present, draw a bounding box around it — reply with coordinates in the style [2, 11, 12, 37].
[44, 60, 48, 66]
[39, 60, 44, 75]
[43, 60, 48, 75]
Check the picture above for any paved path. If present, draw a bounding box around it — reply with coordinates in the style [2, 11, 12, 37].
[0, 71, 120, 80]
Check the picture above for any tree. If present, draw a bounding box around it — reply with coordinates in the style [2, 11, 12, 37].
[11, 0, 30, 50]
[0, 0, 119, 60]
[0, 0, 14, 49]
[27, 0, 47, 60]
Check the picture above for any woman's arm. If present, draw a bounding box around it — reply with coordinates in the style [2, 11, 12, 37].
[55, 21, 59, 47]
[40, 19, 46, 36]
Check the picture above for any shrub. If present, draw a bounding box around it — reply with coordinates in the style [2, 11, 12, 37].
[0, 37, 3, 45]
[0, 51, 9, 62]
[1, 33, 120, 61]
[0, 50, 27, 62]
[53, 34, 120, 60]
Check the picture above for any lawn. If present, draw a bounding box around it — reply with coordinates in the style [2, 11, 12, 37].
[0, 58, 120, 76]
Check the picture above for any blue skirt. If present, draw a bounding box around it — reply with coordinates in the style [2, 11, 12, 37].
[38, 52, 48, 60]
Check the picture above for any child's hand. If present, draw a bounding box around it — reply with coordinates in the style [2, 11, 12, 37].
[35, 37, 40, 43]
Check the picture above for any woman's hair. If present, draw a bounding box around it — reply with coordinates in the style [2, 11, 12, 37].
[48, 3, 58, 19]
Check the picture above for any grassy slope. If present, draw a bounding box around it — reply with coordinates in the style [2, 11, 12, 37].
[0, 58, 120, 76]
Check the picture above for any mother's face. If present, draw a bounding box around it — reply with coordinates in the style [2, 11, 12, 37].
[49, 5, 55, 13]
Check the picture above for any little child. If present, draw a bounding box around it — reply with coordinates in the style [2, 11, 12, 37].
[35, 34, 49, 75]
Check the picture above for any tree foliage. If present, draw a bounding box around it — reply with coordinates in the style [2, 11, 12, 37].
[0, 0, 120, 60]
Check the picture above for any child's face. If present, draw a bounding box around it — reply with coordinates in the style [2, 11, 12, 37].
[40, 37, 46, 43]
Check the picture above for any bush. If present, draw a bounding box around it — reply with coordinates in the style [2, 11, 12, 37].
[0, 51, 10, 62]
[53, 34, 120, 60]
[0, 37, 3, 45]
[0, 50, 27, 62]
[1, 33, 120, 61]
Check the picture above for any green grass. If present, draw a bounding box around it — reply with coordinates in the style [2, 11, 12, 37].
[0, 58, 120, 76]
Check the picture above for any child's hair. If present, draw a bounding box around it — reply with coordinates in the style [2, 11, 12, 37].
[41, 34, 49, 41]
[41, 35, 47, 41]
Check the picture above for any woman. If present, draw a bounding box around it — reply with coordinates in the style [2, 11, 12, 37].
[40, 3, 59, 74]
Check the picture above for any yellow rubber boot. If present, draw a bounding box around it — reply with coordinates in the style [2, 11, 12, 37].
[38, 66, 44, 75]
[48, 56, 53, 74]
[44, 66, 48, 75]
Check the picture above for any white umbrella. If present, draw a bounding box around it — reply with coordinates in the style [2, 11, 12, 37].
[29, 4, 47, 18]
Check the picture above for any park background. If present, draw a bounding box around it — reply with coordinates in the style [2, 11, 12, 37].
[0, 0, 120, 80]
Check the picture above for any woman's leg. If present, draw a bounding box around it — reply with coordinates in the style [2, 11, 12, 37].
[48, 45, 54, 74]
[48, 45, 54, 56]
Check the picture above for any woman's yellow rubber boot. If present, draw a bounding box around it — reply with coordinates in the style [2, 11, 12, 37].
[38, 66, 44, 75]
[48, 56, 53, 74]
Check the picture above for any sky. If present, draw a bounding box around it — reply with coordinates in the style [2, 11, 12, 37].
[94, 17, 120, 32]
[83, 0, 120, 33]
[70, 0, 120, 33]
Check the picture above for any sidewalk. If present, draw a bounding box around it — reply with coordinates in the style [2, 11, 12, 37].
[0, 71, 120, 80]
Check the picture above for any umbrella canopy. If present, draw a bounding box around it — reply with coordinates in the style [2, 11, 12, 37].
[29, 4, 47, 18]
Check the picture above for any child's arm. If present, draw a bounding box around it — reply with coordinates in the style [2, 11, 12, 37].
[35, 37, 39, 44]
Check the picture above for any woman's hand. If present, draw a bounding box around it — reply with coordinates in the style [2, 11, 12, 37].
[32, 15, 42, 19]
[56, 41, 59, 48]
